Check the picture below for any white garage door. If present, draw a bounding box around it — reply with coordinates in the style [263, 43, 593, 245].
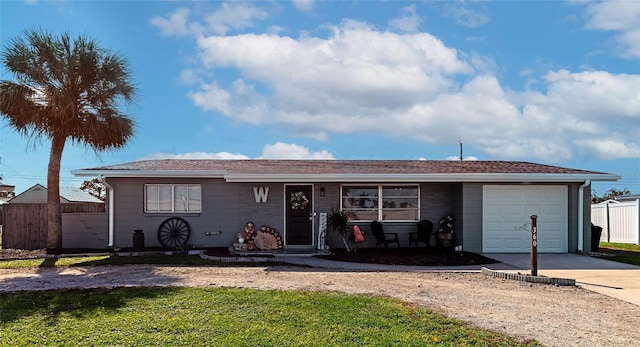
[483, 185, 567, 253]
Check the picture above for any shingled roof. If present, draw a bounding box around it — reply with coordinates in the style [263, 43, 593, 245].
[72, 159, 619, 183]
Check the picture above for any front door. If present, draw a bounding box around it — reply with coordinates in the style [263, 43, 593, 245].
[285, 185, 313, 246]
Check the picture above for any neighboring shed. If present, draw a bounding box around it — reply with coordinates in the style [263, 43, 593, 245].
[9, 183, 103, 204]
[2, 184, 106, 250]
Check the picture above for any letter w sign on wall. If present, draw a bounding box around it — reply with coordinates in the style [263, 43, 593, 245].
[253, 186, 269, 203]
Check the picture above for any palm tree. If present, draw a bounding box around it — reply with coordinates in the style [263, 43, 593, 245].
[0, 29, 136, 250]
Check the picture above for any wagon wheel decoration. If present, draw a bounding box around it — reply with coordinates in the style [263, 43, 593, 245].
[157, 217, 191, 249]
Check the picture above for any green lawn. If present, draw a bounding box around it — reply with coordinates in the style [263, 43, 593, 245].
[0, 254, 281, 269]
[0, 287, 540, 347]
[599, 242, 640, 266]
[6, 239, 637, 345]
[0, 251, 541, 345]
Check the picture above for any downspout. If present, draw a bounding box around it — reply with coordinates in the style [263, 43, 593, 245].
[98, 175, 115, 248]
[578, 179, 591, 252]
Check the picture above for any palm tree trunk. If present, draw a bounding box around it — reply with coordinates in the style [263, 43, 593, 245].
[46, 135, 65, 250]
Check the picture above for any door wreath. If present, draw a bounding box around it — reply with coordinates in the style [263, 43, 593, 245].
[290, 191, 309, 210]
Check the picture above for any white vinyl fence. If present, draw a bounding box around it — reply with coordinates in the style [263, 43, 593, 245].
[591, 199, 640, 245]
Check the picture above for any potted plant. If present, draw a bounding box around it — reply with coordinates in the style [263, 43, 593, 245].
[327, 206, 355, 252]
[437, 215, 455, 248]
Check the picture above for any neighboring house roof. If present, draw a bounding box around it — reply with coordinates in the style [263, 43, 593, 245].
[615, 194, 640, 201]
[9, 183, 103, 204]
[0, 183, 16, 203]
[59, 186, 103, 203]
[72, 159, 620, 183]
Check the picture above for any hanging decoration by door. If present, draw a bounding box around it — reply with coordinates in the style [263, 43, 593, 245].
[290, 191, 309, 210]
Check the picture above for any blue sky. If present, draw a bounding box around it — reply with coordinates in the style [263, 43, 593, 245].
[1, 0, 639, 196]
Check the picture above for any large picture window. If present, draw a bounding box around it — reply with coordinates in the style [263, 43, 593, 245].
[341, 185, 419, 221]
[145, 184, 201, 213]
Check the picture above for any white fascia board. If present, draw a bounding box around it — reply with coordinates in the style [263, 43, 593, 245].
[224, 173, 621, 183]
[71, 169, 227, 178]
[71, 169, 621, 183]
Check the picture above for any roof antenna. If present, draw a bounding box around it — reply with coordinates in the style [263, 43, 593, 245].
[459, 140, 463, 161]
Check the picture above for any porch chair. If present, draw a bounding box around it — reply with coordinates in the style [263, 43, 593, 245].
[370, 221, 400, 248]
[409, 219, 433, 248]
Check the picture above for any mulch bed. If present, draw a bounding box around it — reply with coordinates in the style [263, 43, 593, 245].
[0, 248, 47, 260]
[1, 247, 498, 267]
[203, 247, 498, 267]
[317, 248, 498, 266]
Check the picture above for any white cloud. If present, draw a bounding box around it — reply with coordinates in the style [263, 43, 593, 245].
[443, 2, 489, 28]
[582, 0, 640, 58]
[165, 6, 640, 162]
[292, 0, 314, 12]
[389, 5, 422, 33]
[540, 70, 640, 120]
[150, 8, 192, 36]
[150, 3, 268, 37]
[268, 25, 285, 35]
[142, 142, 334, 161]
[513, 70, 640, 160]
[259, 142, 334, 159]
[192, 21, 472, 130]
[446, 156, 478, 161]
[178, 69, 200, 85]
[142, 151, 250, 160]
[573, 139, 640, 159]
[583, 0, 640, 31]
[187, 81, 232, 115]
[204, 2, 268, 35]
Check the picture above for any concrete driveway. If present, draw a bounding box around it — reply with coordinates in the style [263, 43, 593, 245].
[485, 253, 640, 306]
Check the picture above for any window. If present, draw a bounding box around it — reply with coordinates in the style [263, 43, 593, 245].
[341, 185, 419, 221]
[145, 184, 201, 213]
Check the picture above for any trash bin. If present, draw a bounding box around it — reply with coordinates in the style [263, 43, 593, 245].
[133, 229, 144, 251]
[591, 224, 603, 252]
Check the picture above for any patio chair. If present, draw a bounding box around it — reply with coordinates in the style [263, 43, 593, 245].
[409, 219, 433, 248]
[370, 221, 400, 248]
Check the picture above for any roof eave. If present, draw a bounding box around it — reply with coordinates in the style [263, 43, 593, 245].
[71, 169, 620, 183]
[71, 169, 227, 178]
[223, 173, 621, 183]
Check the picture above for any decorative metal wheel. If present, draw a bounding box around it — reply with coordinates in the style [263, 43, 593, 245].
[157, 217, 191, 249]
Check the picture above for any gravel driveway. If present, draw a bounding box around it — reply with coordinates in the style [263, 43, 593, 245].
[1, 263, 640, 346]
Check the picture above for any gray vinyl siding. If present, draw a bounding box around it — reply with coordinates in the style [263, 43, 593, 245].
[567, 183, 577, 253]
[569, 183, 591, 253]
[421, 183, 454, 224]
[107, 178, 288, 248]
[102, 177, 588, 253]
[109, 177, 231, 248]
[582, 184, 592, 252]
[236, 183, 285, 235]
[461, 183, 483, 253]
[451, 184, 464, 248]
